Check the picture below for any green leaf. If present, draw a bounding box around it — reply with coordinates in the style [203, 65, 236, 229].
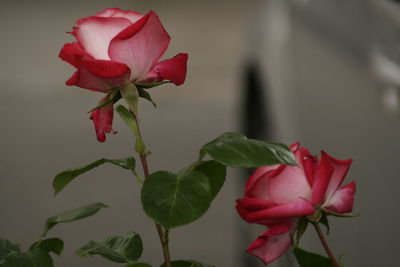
[0, 239, 20, 261]
[125, 263, 151, 267]
[43, 203, 108, 236]
[295, 217, 309, 245]
[53, 157, 135, 195]
[3, 249, 53, 267]
[28, 249, 53, 267]
[116, 105, 146, 154]
[30, 238, 64, 256]
[136, 86, 157, 107]
[160, 260, 214, 267]
[293, 247, 334, 267]
[142, 160, 225, 229]
[120, 83, 139, 116]
[3, 252, 34, 267]
[200, 132, 296, 168]
[76, 231, 143, 264]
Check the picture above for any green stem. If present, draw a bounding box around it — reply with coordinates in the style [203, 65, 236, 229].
[132, 111, 172, 267]
[312, 223, 340, 267]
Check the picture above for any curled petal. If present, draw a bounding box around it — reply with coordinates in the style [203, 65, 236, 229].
[245, 165, 280, 198]
[325, 181, 356, 213]
[246, 200, 315, 222]
[236, 198, 277, 224]
[322, 152, 353, 204]
[149, 53, 189, 85]
[311, 152, 334, 205]
[90, 96, 116, 142]
[74, 16, 132, 60]
[59, 42, 130, 92]
[96, 7, 142, 23]
[247, 223, 293, 264]
[109, 11, 171, 81]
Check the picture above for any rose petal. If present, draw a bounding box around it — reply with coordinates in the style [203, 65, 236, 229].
[109, 11, 171, 81]
[268, 164, 312, 204]
[246, 200, 315, 222]
[149, 53, 188, 85]
[59, 43, 130, 92]
[325, 181, 356, 213]
[90, 96, 115, 142]
[323, 152, 353, 203]
[245, 165, 280, 198]
[247, 223, 293, 264]
[74, 16, 132, 60]
[96, 7, 142, 23]
[311, 152, 334, 205]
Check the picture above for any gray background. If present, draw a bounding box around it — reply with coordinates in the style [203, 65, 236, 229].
[1, 0, 399, 266]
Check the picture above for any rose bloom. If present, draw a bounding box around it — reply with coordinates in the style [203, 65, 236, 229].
[236, 143, 356, 264]
[59, 8, 188, 142]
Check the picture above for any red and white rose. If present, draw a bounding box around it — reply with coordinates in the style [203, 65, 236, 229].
[236, 143, 356, 264]
[59, 8, 188, 142]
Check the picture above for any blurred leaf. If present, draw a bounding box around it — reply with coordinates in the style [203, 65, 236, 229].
[3, 249, 53, 267]
[43, 203, 107, 236]
[53, 157, 135, 195]
[125, 263, 152, 267]
[136, 86, 157, 107]
[142, 160, 225, 229]
[30, 238, 64, 256]
[0, 239, 20, 261]
[76, 231, 142, 263]
[200, 132, 296, 168]
[294, 247, 334, 267]
[116, 105, 146, 154]
[160, 260, 214, 267]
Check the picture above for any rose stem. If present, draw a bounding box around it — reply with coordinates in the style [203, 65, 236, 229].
[312, 222, 340, 267]
[139, 153, 172, 267]
[132, 111, 172, 267]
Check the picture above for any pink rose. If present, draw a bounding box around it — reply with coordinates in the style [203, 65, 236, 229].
[59, 8, 188, 142]
[236, 143, 356, 264]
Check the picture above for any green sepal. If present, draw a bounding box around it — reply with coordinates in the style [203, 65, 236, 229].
[295, 217, 309, 245]
[325, 210, 360, 218]
[307, 209, 322, 223]
[200, 132, 296, 168]
[136, 86, 157, 107]
[135, 81, 170, 89]
[43, 203, 108, 236]
[293, 246, 334, 267]
[320, 211, 330, 234]
[141, 160, 226, 229]
[53, 157, 135, 195]
[76, 231, 143, 264]
[0, 239, 21, 261]
[116, 105, 146, 154]
[87, 89, 122, 113]
[160, 260, 214, 267]
[29, 238, 64, 256]
[120, 83, 139, 116]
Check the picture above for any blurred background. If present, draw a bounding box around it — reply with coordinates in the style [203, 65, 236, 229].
[1, 0, 399, 266]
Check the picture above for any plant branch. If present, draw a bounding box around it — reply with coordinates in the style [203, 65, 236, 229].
[132, 111, 172, 267]
[312, 222, 340, 267]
